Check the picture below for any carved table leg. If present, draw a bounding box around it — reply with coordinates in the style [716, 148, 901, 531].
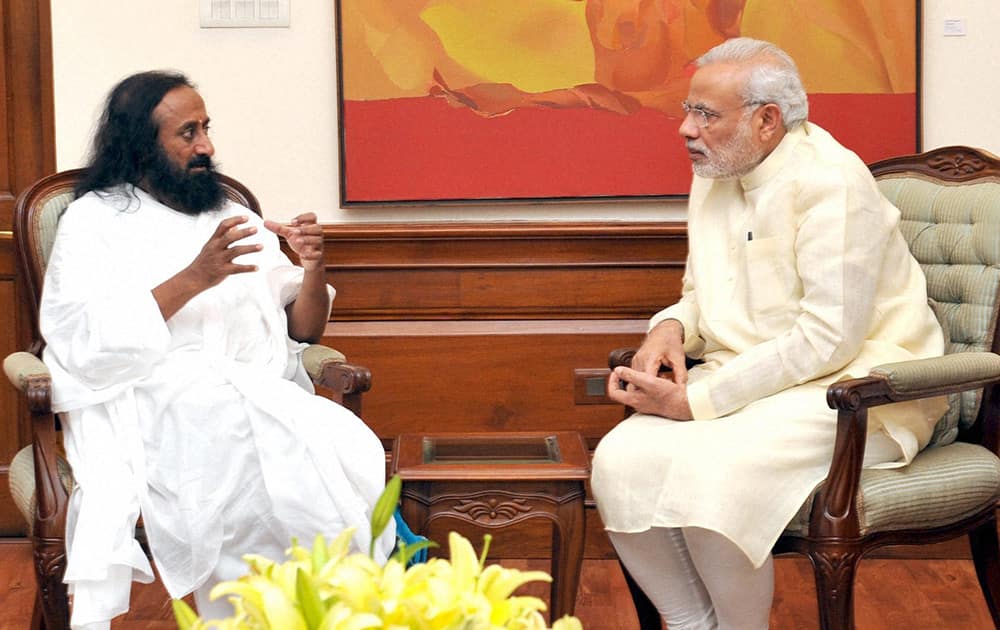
[549, 490, 585, 620]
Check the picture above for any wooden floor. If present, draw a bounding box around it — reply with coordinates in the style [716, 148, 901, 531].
[1, 539, 995, 629]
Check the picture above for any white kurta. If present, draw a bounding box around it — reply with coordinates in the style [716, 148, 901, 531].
[591, 123, 947, 567]
[39, 187, 394, 629]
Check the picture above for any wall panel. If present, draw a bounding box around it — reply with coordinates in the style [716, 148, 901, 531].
[315, 221, 687, 557]
[0, 0, 55, 536]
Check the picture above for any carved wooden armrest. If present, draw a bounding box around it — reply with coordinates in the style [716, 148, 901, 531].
[828, 352, 1000, 410]
[301, 344, 372, 416]
[608, 348, 637, 370]
[4, 351, 68, 536]
[4, 351, 52, 414]
[813, 352, 1000, 537]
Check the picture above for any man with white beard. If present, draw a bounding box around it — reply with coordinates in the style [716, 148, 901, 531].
[591, 38, 947, 629]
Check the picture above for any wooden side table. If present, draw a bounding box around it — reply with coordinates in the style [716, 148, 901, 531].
[392, 431, 590, 621]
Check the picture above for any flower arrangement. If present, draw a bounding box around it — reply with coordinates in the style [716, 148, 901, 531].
[172, 477, 584, 630]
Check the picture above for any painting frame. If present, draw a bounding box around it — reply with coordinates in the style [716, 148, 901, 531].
[335, 0, 921, 206]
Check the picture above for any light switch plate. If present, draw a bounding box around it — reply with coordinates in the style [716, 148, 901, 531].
[943, 18, 967, 37]
[200, 0, 289, 28]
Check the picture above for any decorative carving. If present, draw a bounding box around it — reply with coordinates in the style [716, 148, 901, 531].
[453, 497, 533, 523]
[33, 539, 69, 627]
[927, 151, 988, 177]
[810, 548, 862, 628]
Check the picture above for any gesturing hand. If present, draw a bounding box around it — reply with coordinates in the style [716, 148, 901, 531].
[264, 212, 324, 272]
[187, 215, 262, 289]
[153, 215, 262, 321]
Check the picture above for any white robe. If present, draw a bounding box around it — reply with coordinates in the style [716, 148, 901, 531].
[591, 124, 947, 568]
[39, 187, 394, 629]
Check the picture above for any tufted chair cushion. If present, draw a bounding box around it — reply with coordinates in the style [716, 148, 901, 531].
[878, 175, 1000, 446]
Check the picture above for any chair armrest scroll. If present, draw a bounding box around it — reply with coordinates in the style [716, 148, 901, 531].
[609, 348, 637, 370]
[302, 344, 372, 417]
[4, 351, 52, 413]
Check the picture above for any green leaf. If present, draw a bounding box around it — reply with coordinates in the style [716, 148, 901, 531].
[369, 475, 401, 557]
[171, 598, 200, 630]
[296, 567, 326, 629]
[393, 539, 438, 566]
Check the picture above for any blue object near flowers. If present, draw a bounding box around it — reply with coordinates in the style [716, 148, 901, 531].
[394, 507, 429, 565]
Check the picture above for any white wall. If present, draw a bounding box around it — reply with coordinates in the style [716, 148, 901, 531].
[51, 1, 1000, 223]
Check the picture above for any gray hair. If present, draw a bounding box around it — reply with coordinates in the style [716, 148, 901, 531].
[697, 37, 808, 130]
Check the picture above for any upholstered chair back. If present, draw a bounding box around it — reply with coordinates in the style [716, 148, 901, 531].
[874, 152, 1000, 447]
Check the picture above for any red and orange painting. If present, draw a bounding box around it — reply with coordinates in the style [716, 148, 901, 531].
[336, 0, 919, 204]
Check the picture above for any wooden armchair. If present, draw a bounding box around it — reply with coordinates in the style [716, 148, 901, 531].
[4, 169, 372, 630]
[611, 146, 1000, 630]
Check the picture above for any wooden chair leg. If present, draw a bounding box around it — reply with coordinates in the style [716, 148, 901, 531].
[618, 559, 663, 630]
[808, 547, 860, 630]
[33, 535, 69, 630]
[968, 518, 1000, 627]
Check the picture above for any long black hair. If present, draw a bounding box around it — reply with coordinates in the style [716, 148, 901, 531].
[74, 70, 195, 199]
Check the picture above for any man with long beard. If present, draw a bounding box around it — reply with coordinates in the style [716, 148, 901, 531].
[591, 38, 947, 629]
[40, 71, 394, 629]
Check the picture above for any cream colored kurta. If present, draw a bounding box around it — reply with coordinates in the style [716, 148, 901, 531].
[591, 123, 947, 567]
[40, 187, 395, 629]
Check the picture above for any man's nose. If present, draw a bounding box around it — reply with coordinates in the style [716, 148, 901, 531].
[195, 133, 214, 156]
[678, 114, 699, 139]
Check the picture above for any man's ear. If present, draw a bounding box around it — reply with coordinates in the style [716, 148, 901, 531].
[757, 103, 783, 143]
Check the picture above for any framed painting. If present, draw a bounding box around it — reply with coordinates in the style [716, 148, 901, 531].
[336, 0, 920, 205]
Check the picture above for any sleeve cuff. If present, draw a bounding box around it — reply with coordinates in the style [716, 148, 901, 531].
[686, 380, 719, 420]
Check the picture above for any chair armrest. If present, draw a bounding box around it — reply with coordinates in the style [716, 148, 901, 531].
[813, 352, 1000, 538]
[4, 351, 52, 414]
[4, 351, 67, 537]
[302, 344, 372, 417]
[609, 348, 637, 370]
[828, 352, 1000, 410]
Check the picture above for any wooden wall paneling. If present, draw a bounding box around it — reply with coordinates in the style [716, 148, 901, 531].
[1, 0, 55, 227]
[0, 236, 24, 534]
[0, 0, 55, 535]
[315, 221, 688, 557]
[321, 221, 688, 320]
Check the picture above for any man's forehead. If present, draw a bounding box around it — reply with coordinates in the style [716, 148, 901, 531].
[687, 63, 745, 107]
[154, 86, 208, 124]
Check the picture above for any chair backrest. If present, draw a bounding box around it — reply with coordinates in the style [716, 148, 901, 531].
[13, 169, 262, 353]
[871, 146, 1000, 447]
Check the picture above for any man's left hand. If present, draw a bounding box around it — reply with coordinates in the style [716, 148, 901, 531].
[607, 365, 694, 420]
[264, 212, 324, 272]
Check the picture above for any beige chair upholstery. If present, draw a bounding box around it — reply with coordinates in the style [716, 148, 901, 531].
[614, 146, 1000, 630]
[6, 169, 372, 630]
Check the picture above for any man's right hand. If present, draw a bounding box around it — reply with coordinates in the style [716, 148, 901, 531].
[631, 319, 688, 384]
[186, 216, 262, 288]
[152, 215, 262, 321]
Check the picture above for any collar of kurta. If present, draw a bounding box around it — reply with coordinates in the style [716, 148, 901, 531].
[739, 123, 810, 192]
